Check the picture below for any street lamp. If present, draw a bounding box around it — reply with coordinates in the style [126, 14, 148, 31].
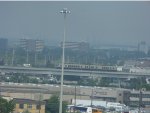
[59, 8, 70, 113]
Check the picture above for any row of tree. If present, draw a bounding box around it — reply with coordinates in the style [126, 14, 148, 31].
[0, 97, 15, 113]
[1, 45, 148, 67]
[78, 76, 150, 91]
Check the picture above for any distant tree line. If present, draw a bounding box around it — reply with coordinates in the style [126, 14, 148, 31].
[0, 45, 148, 67]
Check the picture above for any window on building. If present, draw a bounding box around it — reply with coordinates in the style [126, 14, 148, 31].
[119, 93, 122, 96]
[28, 104, 32, 109]
[19, 104, 24, 109]
[36, 104, 41, 109]
[92, 109, 98, 112]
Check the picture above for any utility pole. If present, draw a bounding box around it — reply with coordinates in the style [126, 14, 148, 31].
[118, 78, 121, 88]
[0, 82, 1, 97]
[11, 47, 15, 66]
[74, 85, 76, 113]
[5, 50, 8, 65]
[139, 77, 143, 113]
[139, 89, 142, 113]
[44, 55, 47, 66]
[26, 49, 29, 64]
[38, 93, 42, 113]
[91, 73, 94, 107]
[75, 85, 76, 106]
[0, 82, 2, 113]
[91, 87, 94, 107]
[35, 52, 37, 66]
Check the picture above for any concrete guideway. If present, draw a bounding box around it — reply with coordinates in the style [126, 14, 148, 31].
[0, 66, 150, 78]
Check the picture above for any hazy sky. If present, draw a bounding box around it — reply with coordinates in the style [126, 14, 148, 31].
[0, 1, 150, 47]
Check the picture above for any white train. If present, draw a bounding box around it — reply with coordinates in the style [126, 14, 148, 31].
[56, 63, 117, 72]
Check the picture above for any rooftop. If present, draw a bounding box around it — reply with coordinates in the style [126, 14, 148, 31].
[13, 98, 46, 105]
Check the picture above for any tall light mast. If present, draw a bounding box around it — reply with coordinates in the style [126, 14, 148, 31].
[59, 8, 70, 113]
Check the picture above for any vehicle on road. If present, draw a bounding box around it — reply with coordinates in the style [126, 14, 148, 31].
[67, 105, 102, 113]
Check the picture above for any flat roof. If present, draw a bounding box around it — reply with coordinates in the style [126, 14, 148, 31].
[13, 98, 45, 105]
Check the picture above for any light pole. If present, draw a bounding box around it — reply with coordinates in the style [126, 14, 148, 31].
[59, 8, 70, 113]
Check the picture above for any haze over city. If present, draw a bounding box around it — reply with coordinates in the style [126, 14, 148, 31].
[2, 1, 150, 113]
[0, 1, 150, 47]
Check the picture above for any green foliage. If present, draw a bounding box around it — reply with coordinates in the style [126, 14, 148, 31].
[46, 94, 68, 113]
[142, 84, 150, 91]
[46, 95, 59, 113]
[9, 74, 30, 83]
[78, 77, 97, 86]
[99, 78, 111, 87]
[129, 77, 147, 90]
[0, 96, 15, 113]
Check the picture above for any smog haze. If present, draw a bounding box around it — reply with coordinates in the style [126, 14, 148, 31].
[0, 1, 150, 47]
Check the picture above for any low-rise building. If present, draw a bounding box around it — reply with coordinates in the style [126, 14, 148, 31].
[130, 89, 150, 107]
[0, 38, 8, 54]
[20, 38, 44, 52]
[60, 41, 90, 51]
[13, 98, 45, 113]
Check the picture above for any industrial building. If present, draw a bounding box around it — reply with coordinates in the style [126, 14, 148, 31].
[130, 89, 150, 107]
[20, 38, 44, 52]
[138, 41, 148, 54]
[60, 41, 90, 51]
[0, 38, 8, 54]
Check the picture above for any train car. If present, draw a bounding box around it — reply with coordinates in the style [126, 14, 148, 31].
[56, 63, 117, 72]
[101, 66, 117, 72]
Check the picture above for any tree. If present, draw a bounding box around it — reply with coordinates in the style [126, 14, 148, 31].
[46, 94, 68, 113]
[99, 77, 111, 87]
[0, 96, 15, 113]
